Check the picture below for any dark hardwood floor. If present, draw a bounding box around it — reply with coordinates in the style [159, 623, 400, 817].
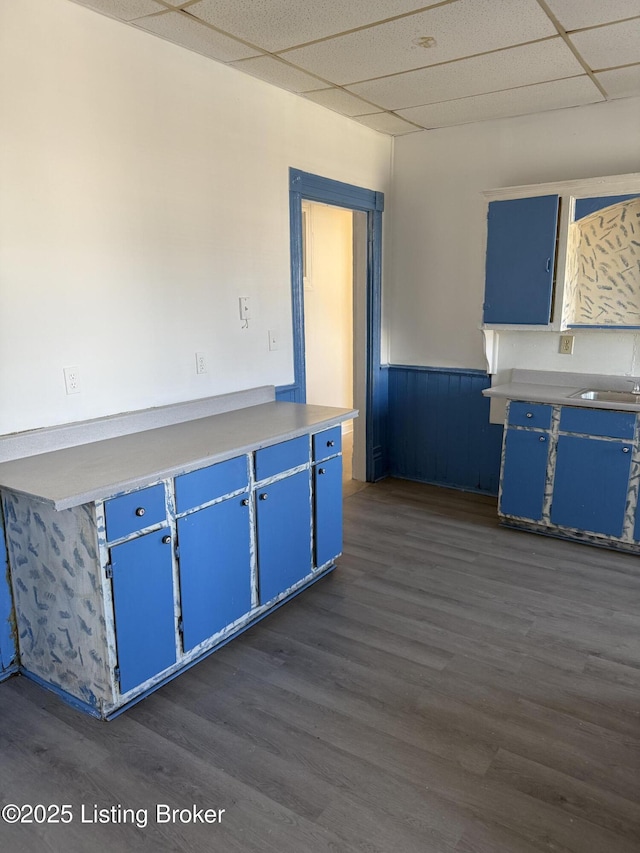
[1, 479, 639, 852]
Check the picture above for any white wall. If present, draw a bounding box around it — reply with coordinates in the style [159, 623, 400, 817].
[0, 0, 391, 435]
[388, 98, 640, 371]
[304, 203, 353, 411]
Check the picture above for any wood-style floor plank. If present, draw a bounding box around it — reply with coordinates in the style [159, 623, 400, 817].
[1, 478, 639, 852]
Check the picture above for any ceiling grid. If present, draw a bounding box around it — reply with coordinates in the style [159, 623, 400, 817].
[68, 0, 640, 135]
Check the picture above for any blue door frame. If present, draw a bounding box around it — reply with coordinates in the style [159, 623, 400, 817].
[277, 168, 388, 481]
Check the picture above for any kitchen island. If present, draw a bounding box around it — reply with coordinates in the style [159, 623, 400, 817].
[0, 388, 355, 718]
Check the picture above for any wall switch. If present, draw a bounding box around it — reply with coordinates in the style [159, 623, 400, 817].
[239, 297, 251, 321]
[268, 329, 279, 351]
[559, 335, 575, 355]
[63, 366, 81, 394]
[195, 352, 207, 374]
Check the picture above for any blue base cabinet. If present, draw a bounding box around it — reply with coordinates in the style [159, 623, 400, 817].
[499, 400, 639, 551]
[256, 471, 312, 605]
[551, 436, 632, 537]
[0, 519, 17, 678]
[177, 493, 252, 653]
[110, 528, 177, 695]
[500, 429, 549, 521]
[314, 455, 343, 568]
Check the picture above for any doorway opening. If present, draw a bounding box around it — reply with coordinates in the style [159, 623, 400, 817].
[302, 200, 366, 494]
[278, 169, 387, 484]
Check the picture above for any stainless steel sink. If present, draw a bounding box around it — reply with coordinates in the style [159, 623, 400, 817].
[569, 389, 640, 404]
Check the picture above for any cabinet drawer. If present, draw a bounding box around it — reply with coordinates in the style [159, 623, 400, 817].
[175, 456, 248, 513]
[105, 484, 166, 542]
[313, 426, 342, 462]
[508, 401, 553, 429]
[255, 435, 309, 481]
[559, 407, 636, 439]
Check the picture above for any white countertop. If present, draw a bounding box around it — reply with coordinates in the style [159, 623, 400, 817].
[0, 402, 356, 510]
[483, 369, 640, 411]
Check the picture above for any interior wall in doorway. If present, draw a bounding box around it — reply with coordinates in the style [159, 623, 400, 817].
[303, 202, 354, 413]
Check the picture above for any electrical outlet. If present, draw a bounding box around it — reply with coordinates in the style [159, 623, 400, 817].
[63, 366, 81, 394]
[559, 335, 575, 355]
[268, 329, 279, 351]
[239, 297, 251, 321]
[195, 352, 207, 375]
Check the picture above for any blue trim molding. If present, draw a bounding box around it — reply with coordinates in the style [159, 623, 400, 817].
[388, 365, 503, 495]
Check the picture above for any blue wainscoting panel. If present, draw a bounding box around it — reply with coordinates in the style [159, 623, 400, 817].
[0, 517, 17, 675]
[388, 366, 503, 495]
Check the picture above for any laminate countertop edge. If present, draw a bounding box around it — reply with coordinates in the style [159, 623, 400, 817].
[0, 402, 357, 512]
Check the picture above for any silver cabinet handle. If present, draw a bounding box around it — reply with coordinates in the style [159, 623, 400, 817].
[241, 498, 249, 506]
[622, 447, 630, 453]
[327, 440, 335, 447]
[161, 535, 171, 545]
[259, 493, 268, 501]
[318, 468, 326, 475]
[526, 413, 533, 419]
[135, 507, 146, 517]
[539, 436, 546, 442]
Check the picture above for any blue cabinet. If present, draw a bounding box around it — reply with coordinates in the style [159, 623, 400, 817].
[314, 455, 343, 567]
[177, 494, 252, 652]
[0, 521, 16, 675]
[483, 195, 559, 325]
[500, 428, 549, 521]
[551, 435, 632, 537]
[110, 528, 176, 694]
[256, 470, 312, 604]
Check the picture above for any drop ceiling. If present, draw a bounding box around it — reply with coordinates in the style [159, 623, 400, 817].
[70, 0, 640, 135]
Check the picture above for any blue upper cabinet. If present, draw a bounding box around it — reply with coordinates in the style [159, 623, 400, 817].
[574, 194, 640, 221]
[483, 194, 559, 325]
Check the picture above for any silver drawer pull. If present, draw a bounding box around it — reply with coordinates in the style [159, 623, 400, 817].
[318, 468, 326, 475]
[241, 498, 249, 506]
[539, 436, 546, 442]
[161, 535, 171, 545]
[622, 447, 630, 453]
[259, 493, 268, 501]
[135, 507, 146, 517]
[526, 413, 533, 419]
[327, 440, 335, 447]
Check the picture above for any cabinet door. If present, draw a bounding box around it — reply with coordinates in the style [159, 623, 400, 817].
[256, 470, 312, 604]
[483, 195, 559, 325]
[314, 456, 343, 568]
[111, 528, 176, 694]
[500, 429, 549, 521]
[177, 494, 252, 652]
[551, 436, 632, 537]
[0, 522, 16, 673]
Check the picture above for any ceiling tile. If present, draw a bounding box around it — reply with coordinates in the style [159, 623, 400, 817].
[347, 38, 584, 110]
[569, 19, 640, 69]
[544, 0, 640, 31]
[397, 76, 604, 128]
[229, 56, 327, 93]
[186, 0, 440, 53]
[303, 88, 378, 116]
[352, 112, 420, 135]
[596, 65, 640, 98]
[73, 0, 166, 22]
[134, 11, 261, 62]
[281, 0, 558, 85]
